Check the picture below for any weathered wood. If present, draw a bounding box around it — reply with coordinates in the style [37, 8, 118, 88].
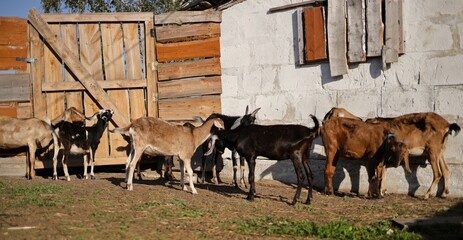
[158, 57, 221, 81]
[268, 0, 327, 13]
[159, 95, 221, 121]
[145, 19, 159, 118]
[0, 74, 30, 102]
[327, 0, 348, 76]
[155, 22, 220, 43]
[347, 0, 366, 62]
[41, 11, 154, 23]
[297, 9, 305, 65]
[398, 0, 404, 54]
[42, 80, 147, 92]
[44, 24, 65, 120]
[155, 11, 221, 25]
[303, 7, 327, 62]
[0, 156, 26, 176]
[0, 102, 18, 117]
[101, 22, 130, 157]
[78, 23, 109, 158]
[0, 17, 28, 70]
[156, 37, 220, 62]
[123, 23, 147, 120]
[28, 9, 130, 126]
[366, 0, 383, 57]
[384, 0, 399, 63]
[158, 76, 222, 99]
[61, 23, 83, 111]
[29, 25, 47, 120]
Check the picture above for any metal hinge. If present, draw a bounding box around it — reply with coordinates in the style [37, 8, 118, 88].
[16, 57, 37, 63]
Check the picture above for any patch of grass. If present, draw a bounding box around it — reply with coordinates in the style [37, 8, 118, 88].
[131, 200, 161, 211]
[1, 180, 66, 207]
[235, 216, 421, 240]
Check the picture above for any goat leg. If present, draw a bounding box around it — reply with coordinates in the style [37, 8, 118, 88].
[302, 158, 313, 204]
[61, 153, 71, 181]
[239, 156, 247, 189]
[424, 152, 441, 200]
[83, 154, 89, 180]
[290, 158, 305, 205]
[184, 158, 198, 194]
[439, 153, 450, 198]
[90, 149, 96, 180]
[246, 157, 256, 201]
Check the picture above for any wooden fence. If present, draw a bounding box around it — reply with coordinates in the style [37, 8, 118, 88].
[0, 10, 223, 172]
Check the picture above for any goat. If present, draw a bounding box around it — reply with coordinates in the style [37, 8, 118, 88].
[0, 116, 59, 179]
[110, 117, 224, 193]
[322, 107, 362, 123]
[214, 115, 319, 205]
[365, 112, 460, 199]
[199, 106, 260, 187]
[51, 107, 87, 126]
[320, 117, 410, 197]
[53, 109, 114, 181]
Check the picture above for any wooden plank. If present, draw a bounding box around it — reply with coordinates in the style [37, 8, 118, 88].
[297, 9, 305, 65]
[0, 102, 18, 117]
[61, 24, 83, 111]
[384, 0, 399, 63]
[159, 95, 221, 121]
[347, 0, 366, 62]
[366, 0, 383, 57]
[0, 74, 30, 102]
[156, 37, 220, 62]
[41, 12, 154, 23]
[155, 11, 221, 25]
[123, 23, 146, 121]
[158, 76, 222, 99]
[155, 23, 220, 43]
[327, 0, 348, 76]
[42, 79, 147, 92]
[78, 23, 109, 158]
[158, 57, 221, 81]
[303, 7, 327, 62]
[0, 17, 27, 45]
[101, 22, 130, 158]
[28, 9, 130, 126]
[44, 24, 65, 120]
[29, 25, 47, 120]
[398, 0, 404, 54]
[145, 19, 159, 118]
[268, 0, 326, 13]
[0, 46, 27, 71]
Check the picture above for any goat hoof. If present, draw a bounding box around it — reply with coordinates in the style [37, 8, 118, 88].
[91, 175, 96, 180]
[126, 184, 133, 191]
[84, 175, 88, 180]
[66, 176, 71, 181]
[52, 175, 58, 180]
[192, 189, 198, 194]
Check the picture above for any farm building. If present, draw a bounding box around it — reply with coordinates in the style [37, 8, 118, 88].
[0, 0, 462, 198]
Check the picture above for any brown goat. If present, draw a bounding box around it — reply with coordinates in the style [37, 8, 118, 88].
[322, 107, 363, 123]
[0, 116, 59, 179]
[321, 117, 409, 197]
[110, 117, 224, 193]
[366, 112, 460, 199]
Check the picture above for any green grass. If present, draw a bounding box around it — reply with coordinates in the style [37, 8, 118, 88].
[0, 179, 66, 207]
[235, 216, 421, 240]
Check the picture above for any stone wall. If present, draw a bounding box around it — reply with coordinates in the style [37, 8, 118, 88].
[219, 0, 463, 197]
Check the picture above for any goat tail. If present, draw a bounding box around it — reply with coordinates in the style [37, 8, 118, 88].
[109, 126, 130, 136]
[309, 114, 320, 137]
[449, 123, 461, 136]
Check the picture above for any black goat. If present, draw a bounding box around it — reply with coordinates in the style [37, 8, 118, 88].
[199, 106, 260, 187]
[53, 109, 114, 181]
[214, 115, 319, 205]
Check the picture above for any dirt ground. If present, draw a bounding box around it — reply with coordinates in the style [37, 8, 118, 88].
[1, 167, 462, 239]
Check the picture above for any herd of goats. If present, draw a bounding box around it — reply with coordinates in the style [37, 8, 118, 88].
[0, 105, 460, 205]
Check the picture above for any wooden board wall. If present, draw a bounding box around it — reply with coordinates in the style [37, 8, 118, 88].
[0, 17, 28, 71]
[155, 11, 222, 121]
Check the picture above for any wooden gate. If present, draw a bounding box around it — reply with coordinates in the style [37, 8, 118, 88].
[26, 9, 222, 169]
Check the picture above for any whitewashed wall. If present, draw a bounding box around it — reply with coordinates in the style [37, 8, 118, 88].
[218, 0, 463, 197]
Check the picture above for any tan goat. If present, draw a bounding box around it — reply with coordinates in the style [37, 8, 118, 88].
[322, 107, 363, 123]
[0, 116, 59, 179]
[110, 117, 224, 193]
[321, 117, 410, 197]
[366, 112, 460, 199]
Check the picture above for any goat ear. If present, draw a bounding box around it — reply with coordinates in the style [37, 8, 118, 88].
[214, 119, 224, 129]
[250, 107, 261, 117]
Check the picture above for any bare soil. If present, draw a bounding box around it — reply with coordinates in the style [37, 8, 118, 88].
[1, 168, 462, 239]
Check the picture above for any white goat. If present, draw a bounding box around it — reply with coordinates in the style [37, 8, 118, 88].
[0, 116, 59, 179]
[110, 117, 224, 193]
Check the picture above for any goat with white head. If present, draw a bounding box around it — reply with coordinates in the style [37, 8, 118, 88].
[53, 109, 114, 181]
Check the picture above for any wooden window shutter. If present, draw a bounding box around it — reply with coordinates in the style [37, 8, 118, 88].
[303, 7, 327, 62]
